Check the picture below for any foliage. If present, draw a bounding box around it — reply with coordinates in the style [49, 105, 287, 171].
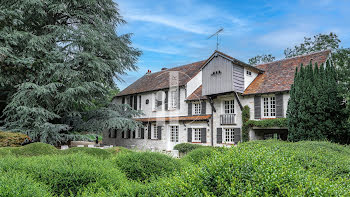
[114, 152, 182, 182]
[0, 0, 141, 145]
[0, 170, 53, 197]
[63, 147, 112, 159]
[241, 105, 250, 141]
[0, 141, 349, 196]
[0, 131, 30, 147]
[245, 118, 287, 128]
[1, 142, 59, 157]
[284, 32, 340, 58]
[0, 154, 127, 196]
[182, 147, 216, 164]
[287, 61, 348, 143]
[248, 54, 276, 65]
[173, 143, 205, 154]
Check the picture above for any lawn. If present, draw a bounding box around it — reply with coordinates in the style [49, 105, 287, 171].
[0, 140, 349, 196]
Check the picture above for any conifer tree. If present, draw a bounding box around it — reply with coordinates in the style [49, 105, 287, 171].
[0, 0, 142, 144]
[287, 61, 348, 143]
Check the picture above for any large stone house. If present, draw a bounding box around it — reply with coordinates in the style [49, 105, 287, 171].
[103, 50, 331, 150]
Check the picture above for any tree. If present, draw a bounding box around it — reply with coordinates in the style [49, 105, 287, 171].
[284, 32, 340, 58]
[287, 61, 348, 143]
[248, 54, 276, 65]
[0, 0, 141, 144]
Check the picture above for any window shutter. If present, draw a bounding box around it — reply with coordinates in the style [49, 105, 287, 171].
[108, 129, 112, 138]
[177, 88, 181, 109]
[127, 130, 131, 139]
[217, 128, 222, 144]
[122, 97, 125, 104]
[157, 126, 162, 140]
[187, 128, 192, 142]
[139, 95, 142, 109]
[132, 130, 136, 138]
[254, 96, 261, 119]
[276, 94, 284, 118]
[201, 128, 207, 143]
[141, 128, 144, 139]
[201, 101, 206, 115]
[134, 95, 137, 110]
[129, 96, 133, 107]
[148, 124, 151, 139]
[234, 128, 241, 144]
[188, 103, 192, 116]
[122, 131, 124, 139]
[164, 91, 168, 111]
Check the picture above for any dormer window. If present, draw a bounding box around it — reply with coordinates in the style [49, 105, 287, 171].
[193, 103, 201, 115]
[246, 70, 252, 76]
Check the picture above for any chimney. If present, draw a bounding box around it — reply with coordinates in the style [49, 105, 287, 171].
[161, 67, 167, 71]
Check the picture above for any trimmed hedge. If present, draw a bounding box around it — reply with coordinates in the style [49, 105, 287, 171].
[0, 143, 59, 157]
[63, 147, 112, 158]
[182, 147, 216, 164]
[0, 131, 30, 147]
[245, 118, 287, 128]
[114, 152, 182, 182]
[173, 143, 204, 154]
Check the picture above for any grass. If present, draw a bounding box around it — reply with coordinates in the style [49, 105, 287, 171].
[0, 140, 349, 196]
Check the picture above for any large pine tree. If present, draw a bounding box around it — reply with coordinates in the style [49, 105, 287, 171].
[0, 0, 141, 144]
[287, 61, 348, 143]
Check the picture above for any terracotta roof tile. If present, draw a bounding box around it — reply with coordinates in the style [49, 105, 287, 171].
[186, 85, 207, 101]
[134, 115, 211, 122]
[243, 50, 331, 95]
[116, 60, 206, 97]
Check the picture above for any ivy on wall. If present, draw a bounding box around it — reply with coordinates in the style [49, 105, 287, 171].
[242, 105, 250, 142]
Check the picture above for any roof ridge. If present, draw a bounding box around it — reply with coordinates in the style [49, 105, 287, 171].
[256, 49, 331, 67]
[145, 60, 206, 76]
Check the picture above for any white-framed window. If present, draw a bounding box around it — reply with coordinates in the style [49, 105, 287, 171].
[170, 125, 179, 142]
[224, 99, 234, 114]
[263, 96, 276, 117]
[193, 103, 201, 115]
[224, 128, 234, 143]
[192, 128, 201, 142]
[170, 90, 177, 109]
[246, 70, 252, 76]
[152, 124, 158, 139]
[135, 128, 142, 138]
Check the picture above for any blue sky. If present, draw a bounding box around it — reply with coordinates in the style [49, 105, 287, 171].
[114, 0, 350, 90]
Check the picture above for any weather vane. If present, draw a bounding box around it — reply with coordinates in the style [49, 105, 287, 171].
[207, 28, 224, 50]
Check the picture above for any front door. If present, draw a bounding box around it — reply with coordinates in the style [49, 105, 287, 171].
[167, 125, 180, 150]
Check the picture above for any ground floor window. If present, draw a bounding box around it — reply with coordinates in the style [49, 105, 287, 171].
[224, 128, 234, 143]
[152, 125, 158, 139]
[136, 128, 142, 138]
[170, 126, 179, 142]
[193, 128, 201, 142]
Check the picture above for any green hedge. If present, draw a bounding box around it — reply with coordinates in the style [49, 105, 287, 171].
[245, 118, 287, 128]
[0, 131, 30, 147]
[173, 143, 204, 154]
[182, 147, 217, 164]
[114, 152, 182, 182]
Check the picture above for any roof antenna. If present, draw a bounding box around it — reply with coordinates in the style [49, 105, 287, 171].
[207, 28, 224, 50]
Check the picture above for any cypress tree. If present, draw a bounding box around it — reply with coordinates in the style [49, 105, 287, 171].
[287, 61, 347, 143]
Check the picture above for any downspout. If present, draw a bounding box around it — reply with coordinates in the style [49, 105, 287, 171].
[208, 96, 216, 147]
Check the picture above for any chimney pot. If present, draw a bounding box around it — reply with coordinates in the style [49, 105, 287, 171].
[161, 67, 167, 71]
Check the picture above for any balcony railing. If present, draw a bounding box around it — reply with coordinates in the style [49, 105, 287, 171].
[220, 114, 236, 125]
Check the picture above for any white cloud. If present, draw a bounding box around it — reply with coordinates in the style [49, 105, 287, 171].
[134, 44, 182, 55]
[257, 29, 311, 49]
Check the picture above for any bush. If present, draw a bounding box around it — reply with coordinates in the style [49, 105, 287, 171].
[134, 140, 350, 196]
[245, 118, 287, 128]
[173, 143, 204, 154]
[0, 154, 127, 196]
[105, 146, 132, 155]
[114, 152, 182, 182]
[0, 170, 52, 196]
[10, 142, 59, 156]
[0, 131, 30, 147]
[63, 147, 112, 158]
[183, 147, 216, 164]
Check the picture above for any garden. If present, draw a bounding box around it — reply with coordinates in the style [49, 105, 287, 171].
[0, 140, 349, 196]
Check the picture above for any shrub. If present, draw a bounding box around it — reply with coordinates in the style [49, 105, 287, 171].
[114, 152, 182, 182]
[242, 105, 250, 142]
[182, 147, 216, 164]
[173, 143, 204, 154]
[105, 146, 132, 155]
[245, 118, 287, 128]
[0, 131, 30, 147]
[135, 140, 350, 196]
[10, 142, 59, 156]
[0, 170, 52, 196]
[63, 147, 112, 158]
[0, 154, 127, 196]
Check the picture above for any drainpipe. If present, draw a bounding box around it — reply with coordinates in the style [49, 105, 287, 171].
[208, 96, 216, 147]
